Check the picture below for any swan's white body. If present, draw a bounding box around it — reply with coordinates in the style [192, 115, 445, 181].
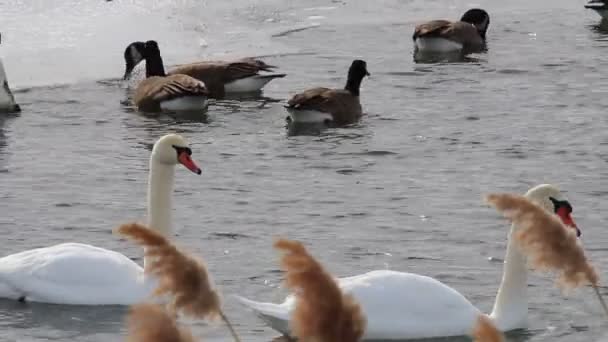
[239, 270, 481, 339]
[0, 243, 154, 305]
[224, 75, 283, 93]
[0, 57, 20, 113]
[415, 37, 463, 53]
[160, 96, 209, 112]
[285, 107, 333, 123]
[0, 134, 198, 305]
[239, 184, 569, 340]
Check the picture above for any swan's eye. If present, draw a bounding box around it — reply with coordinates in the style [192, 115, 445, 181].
[549, 197, 572, 214]
[549, 197, 580, 237]
[172, 145, 192, 156]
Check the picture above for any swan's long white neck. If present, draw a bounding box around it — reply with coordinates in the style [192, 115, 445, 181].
[489, 223, 528, 330]
[145, 157, 175, 269]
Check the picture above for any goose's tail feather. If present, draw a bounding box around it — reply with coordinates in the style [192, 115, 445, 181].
[256, 73, 287, 80]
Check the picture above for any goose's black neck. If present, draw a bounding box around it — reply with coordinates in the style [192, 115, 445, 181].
[345, 74, 363, 96]
[145, 54, 166, 77]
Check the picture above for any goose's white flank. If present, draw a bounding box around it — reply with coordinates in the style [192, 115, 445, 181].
[0, 134, 201, 305]
[238, 184, 580, 340]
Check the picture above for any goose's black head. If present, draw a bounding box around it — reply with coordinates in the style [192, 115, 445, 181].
[123, 40, 164, 79]
[460, 8, 490, 39]
[144, 40, 161, 56]
[123, 41, 146, 80]
[345, 59, 370, 96]
[349, 60, 370, 79]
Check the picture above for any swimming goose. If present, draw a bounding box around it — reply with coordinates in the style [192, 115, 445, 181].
[124, 41, 286, 98]
[238, 184, 581, 340]
[0, 33, 21, 113]
[413, 8, 490, 54]
[128, 41, 210, 112]
[585, 0, 608, 19]
[284, 59, 369, 125]
[0, 134, 201, 305]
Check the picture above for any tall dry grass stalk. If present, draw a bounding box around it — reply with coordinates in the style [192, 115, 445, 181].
[117, 223, 240, 342]
[471, 315, 504, 342]
[275, 238, 366, 342]
[486, 193, 608, 317]
[127, 303, 196, 342]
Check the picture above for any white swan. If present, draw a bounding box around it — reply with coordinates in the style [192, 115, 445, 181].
[238, 184, 581, 340]
[0, 133, 201, 305]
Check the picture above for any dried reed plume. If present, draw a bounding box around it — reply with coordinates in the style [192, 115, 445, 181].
[127, 304, 195, 342]
[275, 238, 366, 342]
[471, 315, 504, 342]
[117, 223, 240, 342]
[486, 193, 608, 317]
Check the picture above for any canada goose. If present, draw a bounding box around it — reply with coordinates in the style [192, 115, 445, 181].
[585, 0, 608, 19]
[127, 41, 209, 112]
[284, 59, 369, 125]
[413, 9, 490, 54]
[0, 33, 20, 113]
[124, 41, 286, 98]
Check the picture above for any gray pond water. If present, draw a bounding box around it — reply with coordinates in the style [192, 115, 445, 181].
[1, 0, 607, 341]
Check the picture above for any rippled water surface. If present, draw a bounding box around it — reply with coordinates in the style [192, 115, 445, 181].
[1, 0, 608, 341]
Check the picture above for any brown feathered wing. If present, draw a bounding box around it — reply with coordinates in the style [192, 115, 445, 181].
[287, 88, 362, 124]
[413, 20, 483, 48]
[169, 59, 279, 97]
[134, 75, 208, 112]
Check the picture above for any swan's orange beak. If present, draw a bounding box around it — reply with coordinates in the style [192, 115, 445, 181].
[178, 152, 202, 175]
[556, 207, 580, 237]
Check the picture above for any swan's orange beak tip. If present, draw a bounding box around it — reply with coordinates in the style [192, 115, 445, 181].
[178, 152, 202, 175]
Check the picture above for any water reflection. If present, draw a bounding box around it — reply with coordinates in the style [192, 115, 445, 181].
[215, 95, 283, 113]
[0, 299, 126, 338]
[588, 18, 608, 36]
[120, 87, 210, 125]
[0, 113, 18, 170]
[286, 121, 329, 137]
[96, 77, 123, 88]
[414, 50, 486, 64]
[269, 328, 534, 342]
[120, 111, 209, 151]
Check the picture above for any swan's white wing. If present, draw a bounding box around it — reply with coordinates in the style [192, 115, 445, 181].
[340, 270, 480, 339]
[239, 270, 481, 340]
[0, 243, 154, 305]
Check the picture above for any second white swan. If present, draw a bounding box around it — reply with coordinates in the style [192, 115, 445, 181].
[0, 133, 201, 305]
[238, 184, 580, 340]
